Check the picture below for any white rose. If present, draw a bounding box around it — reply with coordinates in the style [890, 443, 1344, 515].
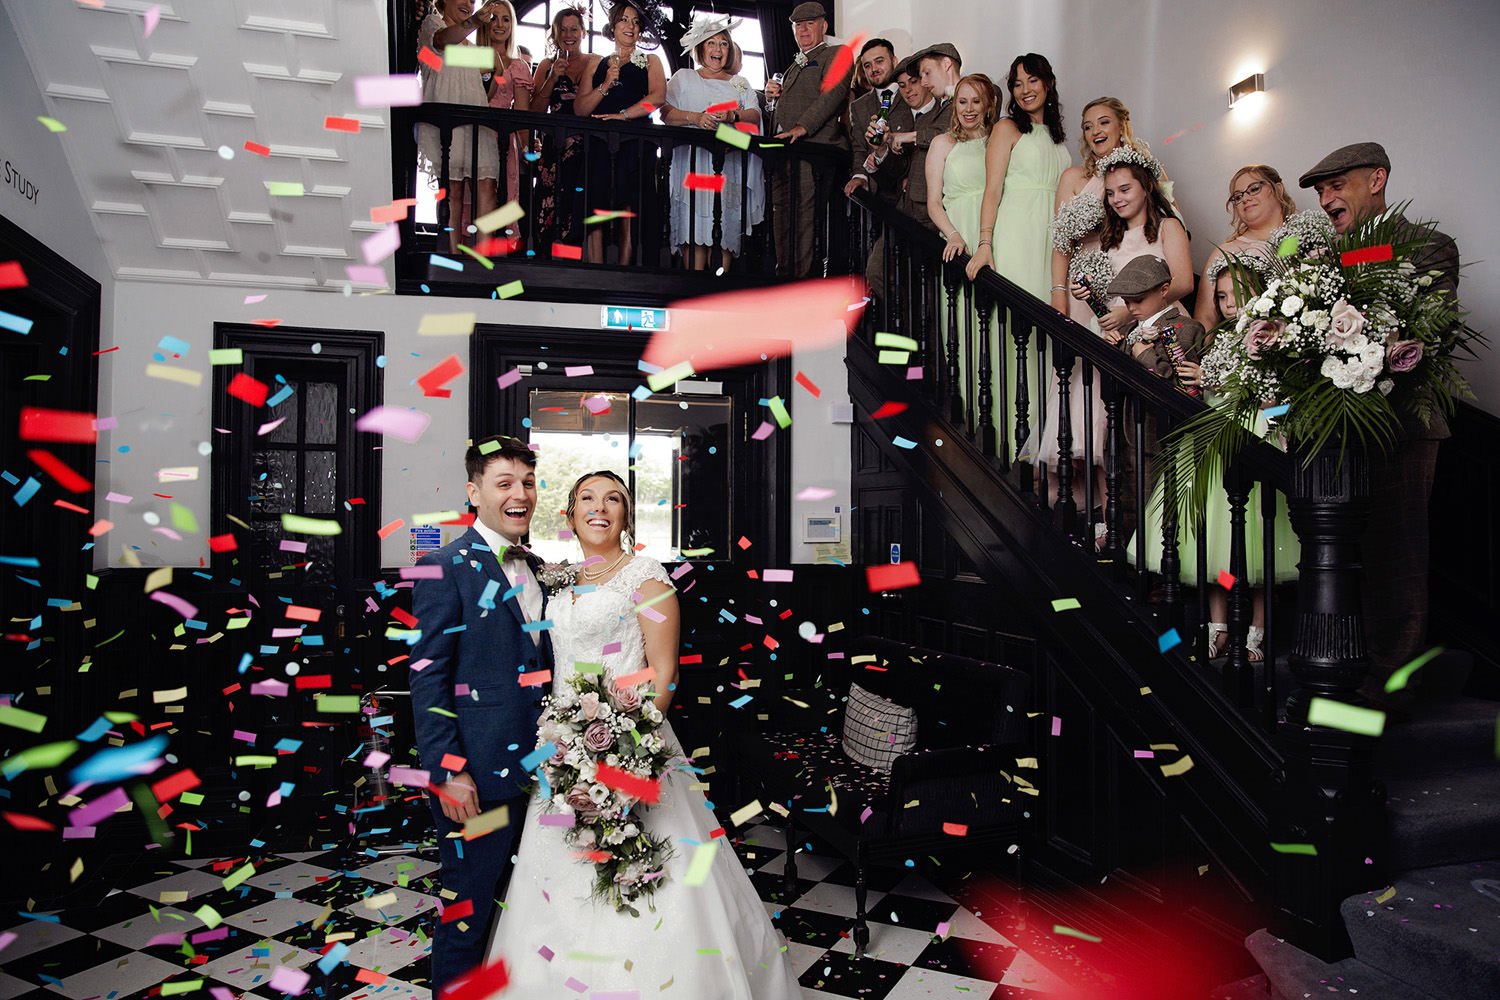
[1345, 332, 1369, 353]
[623, 822, 639, 837]
[1378, 379, 1394, 395]
[1281, 295, 1305, 317]
[1256, 296, 1275, 314]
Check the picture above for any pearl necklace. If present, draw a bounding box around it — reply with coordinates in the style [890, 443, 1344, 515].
[577, 550, 628, 581]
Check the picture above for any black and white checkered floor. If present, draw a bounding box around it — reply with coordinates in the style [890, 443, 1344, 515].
[0, 823, 1075, 999]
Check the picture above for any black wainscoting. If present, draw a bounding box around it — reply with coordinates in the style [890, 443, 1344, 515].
[1431, 400, 1500, 685]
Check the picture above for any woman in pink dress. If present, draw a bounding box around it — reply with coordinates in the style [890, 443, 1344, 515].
[481, 0, 533, 209]
[1189, 164, 1296, 326]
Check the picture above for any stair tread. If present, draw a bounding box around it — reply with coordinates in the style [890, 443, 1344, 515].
[1341, 858, 1500, 1000]
[1385, 761, 1500, 869]
[1245, 928, 1416, 999]
[1377, 695, 1500, 774]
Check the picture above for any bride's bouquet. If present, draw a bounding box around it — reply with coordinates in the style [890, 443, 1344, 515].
[1161, 203, 1478, 519]
[535, 671, 678, 914]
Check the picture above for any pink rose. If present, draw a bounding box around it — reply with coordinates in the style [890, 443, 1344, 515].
[1386, 339, 1424, 373]
[579, 691, 600, 720]
[610, 683, 644, 714]
[1328, 298, 1365, 347]
[1243, 319, 1285, 360]
[583, 720, 614, 753]
[565, 782, 598, 818]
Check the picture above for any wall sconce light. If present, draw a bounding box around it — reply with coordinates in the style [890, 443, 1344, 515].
[1229, 72, 1266, 109]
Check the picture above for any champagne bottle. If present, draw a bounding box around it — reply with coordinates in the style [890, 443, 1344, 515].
[869, 90, 895, 145]
[1076, 275, 1111, 319]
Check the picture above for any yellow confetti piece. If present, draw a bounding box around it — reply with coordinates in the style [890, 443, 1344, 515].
[38, 115, 67, 133]
[264, 181, 305, 197]
[877, 350, 910, 365]
[417, 312, 477, 336]
[144, 566, 173, 594]
[234, 755, 278, 766]
[315, 694, 362, 713]
[209, 348, 244, 365]
[874, 332, 919, 351]
[0, 705, 47, 734]
[714, 122, 752, 149]
[193, 903, 223, 929]
[145, 363, 203, 387]
[411, 509, 460, 526]
[160, 980, 204, 996]
[70, 857, 84, 883]
[1308, 697, 1385, 737]
[281, 514, 342, 535]
[462, 804, 511, 840]
[443, 44, 495, 69]
[729, 799, 764, 827]
[457, 243, 494, 269]
[768, 395, 791, 429]
[363, 891, 399, 910]
[474, 200, 524, 233]
[1053, 924, 1102, 943]
[153, 687, 187, 704]
[1159, 754, 1194, 777]
[157, 466, 200, 483]
[648, 361, 695, 392]
[682, 841, 719, 886]
[497, 279, 525, 299]
[1374, 885, 1396, 904]
[158, 890, 190, 904]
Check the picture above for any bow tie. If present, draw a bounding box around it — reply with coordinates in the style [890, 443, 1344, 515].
[500, 543, 531, 562]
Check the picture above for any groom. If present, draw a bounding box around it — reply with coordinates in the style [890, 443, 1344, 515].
[409, 434, 552, 993]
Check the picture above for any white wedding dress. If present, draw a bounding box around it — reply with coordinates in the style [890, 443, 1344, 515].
[486, 556, 801, 998]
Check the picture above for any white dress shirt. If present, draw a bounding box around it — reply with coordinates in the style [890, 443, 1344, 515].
[471, 519, 544, 640]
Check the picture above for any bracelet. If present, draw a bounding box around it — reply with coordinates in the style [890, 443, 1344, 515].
[1051, 284, 1067, 291]
[977, 240, 992, 249]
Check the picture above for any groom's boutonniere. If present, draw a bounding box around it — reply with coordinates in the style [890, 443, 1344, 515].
[793, 51, 808, 68]
[537, 561, 577, 597]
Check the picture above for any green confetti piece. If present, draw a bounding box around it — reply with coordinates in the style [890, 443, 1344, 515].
[768, 395, 791, 429]
[877, 350, 911, 365]
[192, 903, 223, 929]
[1052, 924, 1101, 943]
[714, 122, 751, 149]
[648, 361, 695, 392]
[680, 548, 715, 557]
[208, 348, 244, 366]
[234, 755, 278, 766]
[104, 711, 138, 722]
[169, 502, 199, 535]
[457, 243, 494, 269]
[573, 661, 604, 675]
[226, 616, 250, 631]
[1270, 841, 1318, 856]
[1385, 646, 1444, 694]
[0, 740, 77, 779]
[37, 115, 67, 133]
[427, 706, 458, 718]
[179, 791, 205, 806]
[264, 181, 305, 197]
[1307, 696, 1386, 737]
[682, 841, 719, 886]
[443, 43, 495, 69]
[1051, 598, 1081, 612]
[874, 332, 919, 351]
[411, 509, 459, 526]
[281, 514, 342, 536]
[1276, 235, 1300, 258]
[315, 694, 362, 713]
[497, 279, 525, 299]
[160, 979, 204, 995]
[0, 705, 47, 733]
[86, 573, 99, 590]
[478, 439, 502, 454]
[222, 861, 256, 891]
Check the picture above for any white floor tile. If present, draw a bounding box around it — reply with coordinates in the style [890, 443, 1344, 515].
[125, 867, 225, 903]
[223, 897, 327, 936]
[789, 881, 885, 918]
[828, 922, 936, 965]
[349, 855, 440, 887]
[757, 851, 843, 881]
[244, 861, 338, 893]
[341, 924, 431, 973]
[889, 872, 957, 904]
[198, 942, 316, 991]
[885, 965, 1001, 999]
[92, 907, 204, 949]
[46, 951, 184, 1000]
[742, 823, 788, 849]
[0, 918, 81, 962]
[1000, 948, 1073, 992]
[781, 940, 828, 978]
[0, 969, 35, 1000]
[339, 885, 438, 924]
[945, 905, 1012, 946]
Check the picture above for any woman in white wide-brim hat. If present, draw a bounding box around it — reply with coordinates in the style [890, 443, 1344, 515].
[659, 13, 766, 271]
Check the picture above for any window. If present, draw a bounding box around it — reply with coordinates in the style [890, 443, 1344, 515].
[527, 388, 733, 564]
[212, 326, 384, 590]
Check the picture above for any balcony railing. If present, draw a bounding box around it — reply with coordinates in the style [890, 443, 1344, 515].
[390, 104, 852, 299]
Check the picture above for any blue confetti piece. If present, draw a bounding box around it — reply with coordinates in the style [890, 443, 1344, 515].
[478, 578, 500, 609]
[637, 359, 664, 374]
[502, 582, 523, 602]
[0, 555, 40, 567]
[728, 694, 753, 709]
[520, 741, 557, 772]
[13, 477, 40, 507]
[76, 716, 112, 742]
[521, 619, 553, 632]
[156, 335, 192, 356]
[1262, 403, 1290, 419]
[0, 309, 34, 335]
[274, 738, 302, 752]
[15, 911, 62, 923]
[430, 253, 464, 271]
[892, 436, 918, 449]
[1158, 628, 1182, 653]
[70, 734, 169, 785]
[631, 384, 652, 400]
[265, 384, 294, 407]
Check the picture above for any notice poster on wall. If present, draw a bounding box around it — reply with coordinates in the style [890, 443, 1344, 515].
[409, 525, 442, 563]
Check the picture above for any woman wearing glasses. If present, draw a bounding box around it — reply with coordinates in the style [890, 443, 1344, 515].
[1191, 164, 1296, 325]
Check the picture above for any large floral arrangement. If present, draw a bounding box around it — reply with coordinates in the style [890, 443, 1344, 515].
[1163, 204, 1477, 517]
[535, 671, 678, 914]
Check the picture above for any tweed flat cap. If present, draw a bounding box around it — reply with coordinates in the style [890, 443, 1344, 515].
[789, 1, 826, 21]
[1298, 142, 1391, 188]
[1108, 255, 1173, 298]
[911, 42, 962, 68]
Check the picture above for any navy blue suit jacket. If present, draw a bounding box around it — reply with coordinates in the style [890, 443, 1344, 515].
[408, 527, 554, 802]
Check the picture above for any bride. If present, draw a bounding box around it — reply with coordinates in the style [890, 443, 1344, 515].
[485, 470, 801, 998]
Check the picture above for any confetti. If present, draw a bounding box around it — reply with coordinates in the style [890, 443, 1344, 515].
[264, 181, 305, 197]
[444, 44, 496, 69]
[594, 762, 661, 804]
[1307, 696, 1386, 737]
[145, 363, 203, 387]
[497, 279, 525, 299]
[1270, 842, 1318, 856]
[282, 514, 342, 536]
[0, 309, 34, 335]
[820, 33, 864, 91]
[362, 224, 401, 265]
[418, 312, 477, 336]
[1340, 244, 1394, 267]
[418, 46, 444, 71]
[552, 243, 583, 260]
[37, 116, 67, 133]
[208, 348, 243, 365]
[1051, 597, 1081, 612]
[354, 74, 422, 107]
[1159, 754, 1195, 777]
[475, 201, 525, 233]
[1385, 646, 1444, 693]
[20, 406, 97, 443]
[324, 116, 361, 133]
[891, 435, 917, 449]
[28, 449, 91, 492]
[226, 372, 269, 406]
[682, 841, 719, 886]
[865, 562, 919, 591]
[715, 122, 751, 149]
[870, 401, 908, 419]
[1158, 628, 1182, 653]
[1052, 925, 1102, 943]
[0, 261, 27, 288]
[684, 173, 726, 192]
[143, 4, 161, 36]
[417, 354, 465, 398]
[729, 799, 764, 827]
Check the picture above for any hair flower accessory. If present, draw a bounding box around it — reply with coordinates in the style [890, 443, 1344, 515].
[1095, 145, 1163, 179]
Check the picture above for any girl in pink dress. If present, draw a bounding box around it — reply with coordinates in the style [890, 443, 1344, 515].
[482, 0, 533, 208]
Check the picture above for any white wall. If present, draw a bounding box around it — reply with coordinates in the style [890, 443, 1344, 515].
[101, 282, 851, 570]
[841, 0, 1500, 414]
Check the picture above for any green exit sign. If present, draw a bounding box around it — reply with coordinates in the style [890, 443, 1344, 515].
[601, 306, 668, 331]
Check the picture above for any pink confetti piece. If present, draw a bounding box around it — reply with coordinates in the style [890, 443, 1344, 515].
[601, 641, 623, 655]
[860, 806, 873, 824]
[250, 679, 289, 696]
[538, 944, 555, 961]
[409, 658, 433, 672]
[191, 926, 229, 944]
[105, 491, 132, 503]
[670, 562, 693, 580]
[564, 365, 594, 377]
[454, 684, 471, 696]
[388, 766, 430, 787]
[1133, 750, 1155, 758]
[150, 590, 198, 619]
[210, 988, 236, 1000]
[146, 931, 185, 948]
[796, 486, 835, 501]
[563, 978, 589, 993]
[232, 730, 256, 743]
[638, 606, 666, 623]
[257, 417, 286, 436]
[62, 826, 96, 839]
[906, 366, 924, 380]
[762, 569, 794, 583]
[354, 74, 422, 108]
[364, 750, 390, 768]
[935, 920, 950, 937]
[361, 224, 401, 265]
[243, 294, 267, 305]
[538, 813, 577, 826]
[279, 540, 308, 553]
[93, 416, 118, 431]
[355, 405, 431, 444]
[268, 966, 310, 995]
[399, 564, 445, 579]
[496, 367, 523, 390]
[270, 627, 303, 638]
[744, 614, 764, 625]
[143, 5, 160, 36]
[582, 395, 612, 414]
[345, 264, 387, 285]
[1051, 716, 1062, 737]
[71, 787, 129, 827]
[751, 420, 775, 440]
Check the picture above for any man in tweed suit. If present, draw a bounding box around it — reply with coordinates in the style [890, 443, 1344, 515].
[1299, 142, 1462, 699]
[892, 44, 961, 232]
[765, 1, 852, 277]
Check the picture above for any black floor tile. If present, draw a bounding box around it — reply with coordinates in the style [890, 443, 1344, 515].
[771, 905, 853, 949]
[0, 933, 131, 991]
[818, 861, 911, 892]
[748, 868, 821, 905]
[864, 893, 962, 933]
[912, 934, 1021, 980]
[798, 948, 907, 999]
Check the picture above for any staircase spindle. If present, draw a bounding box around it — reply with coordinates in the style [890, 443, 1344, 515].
[1053, 351, 1077, 535]
[1261, 477, 1280, 729]
[976, 287, 996, 458]
[1225, 464, 1254, 706]
[1195, 506, 1210, 663]
[1012, 317, 1032, 494]
[1133, 407, 1149, 592]
[1102, 376, 1123, 558]
[1159, 417, 1183, 617]
[438, 126, 453, 239]
[944, 266, 962, 425]
[1081, 359, 1096, 535]
[962, 279, 976, 438]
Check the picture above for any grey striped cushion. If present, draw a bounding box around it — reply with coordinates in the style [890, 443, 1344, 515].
[841, 682, 917, 773]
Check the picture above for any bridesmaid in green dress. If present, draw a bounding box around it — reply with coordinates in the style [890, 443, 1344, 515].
[966, 55, 1071, 461]
[925, 75, 997, 432]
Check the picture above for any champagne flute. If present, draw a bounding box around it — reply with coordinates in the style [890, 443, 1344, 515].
[766, 71, 784, 115]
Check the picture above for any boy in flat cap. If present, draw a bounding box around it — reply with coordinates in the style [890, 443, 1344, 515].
[764, 1, 852, 276]
[1111, 255, 1207, 387]
[1301, 141, 1462, 700]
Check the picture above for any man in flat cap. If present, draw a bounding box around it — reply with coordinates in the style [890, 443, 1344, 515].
[1110, 255, 1207, 382]
[881, 44, 961, 233]
[764, 1, 852, 277]
[1300, 141, 1462, 700]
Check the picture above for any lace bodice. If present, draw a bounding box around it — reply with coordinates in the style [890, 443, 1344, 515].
[548, 555, 672, 693]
